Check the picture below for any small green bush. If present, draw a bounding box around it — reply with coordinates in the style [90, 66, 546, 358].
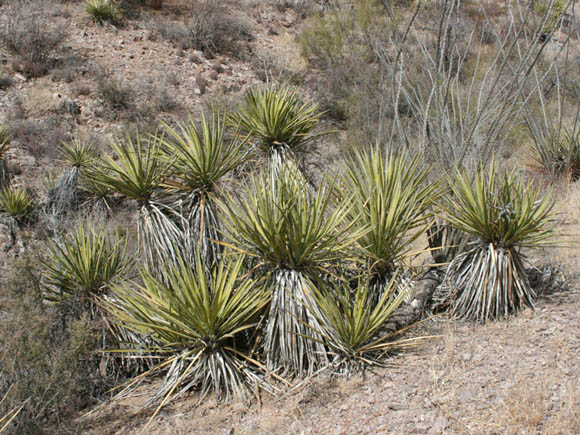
[84, 0, 123, 26]
[529, 126, 580, 181]
[0, 186, 35, 223]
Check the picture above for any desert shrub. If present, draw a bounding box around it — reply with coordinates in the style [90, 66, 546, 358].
[97, 76, 135, 112]
[84, 0, 123, 26]
[11, 117, 71, 161]
[337, 146, 440, 295]
[88, 134, 189, 277]
[43, 221, 132, 319]
[0, 186, 35, 224]
[527, 123, 580, 182]
[50, 56, 88, 83]
[151, 0, 252, 57]
[232, 86, 325, 168]
[0, 0, 68, 77]
[534, 0, 568, 35]
[436, 163, 557, 323]
[296, 0, 397, 140]
[297, 9, 349, 69]
[160, 111, 248, 266]
[46, 140, 96, 219]
[0, 259, 110, 434]
[303, 274, 415, 374]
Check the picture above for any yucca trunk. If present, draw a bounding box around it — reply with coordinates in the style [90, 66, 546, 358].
[139, 202, 186, 280]
[368, 269, 412, 307]
[0, 159, 8, 189]
[150, 348, 259, 405]
[177, 193, 222, 268]
[47, 166, 81, 219]
[443, 244, 534, 322]
[264, 269, 328, 374]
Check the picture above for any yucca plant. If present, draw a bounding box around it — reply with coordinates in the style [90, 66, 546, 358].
[528, 123, 580, 182]
[43, 221, 132, 314]
[0, 125, 10, 188]
[47, 140, 96, 219]
[79, 162, 115, 215]
[0, 186, 35, 224]
[338, 146, 439, 297]
[160, 111, 248, 266]
[232, 86, 325, 169]
[89, 134, 184, 278]
[220, 165, 361, 374]
[0, 186, 35, 254]
[104, 255, 270, 422]
[302, 275, 426, 375]
[438, 163, 557, 322]
[84, 0, 122, 26]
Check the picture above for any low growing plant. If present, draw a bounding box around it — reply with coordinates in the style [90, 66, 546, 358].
[104, 255, 270, 424]
[438, 163, 557, 322]
[528, 124, 580, 182]
[0, 1, 68, 77]
[43, 221, 133, 315]
[84, 0, 123, 26]
[303, 274, 426, 375]
[0, 186, 35, 224]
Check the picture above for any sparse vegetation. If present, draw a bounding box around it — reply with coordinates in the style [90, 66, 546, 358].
[0, 0, 68, 77]
[97, 76, 135, 114]
[150, 0, 252, 56]
[0, 0, 579, 432]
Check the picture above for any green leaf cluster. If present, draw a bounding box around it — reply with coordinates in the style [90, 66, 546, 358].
[232, 87, 324, 158]
[220, 164, 360, 275]
[106, 255, 270, 409]
[339, 147, 440, 276]
[443, 164, 556, 249]
[0, 186, 35, 222]
[43, 222, 132, 304]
